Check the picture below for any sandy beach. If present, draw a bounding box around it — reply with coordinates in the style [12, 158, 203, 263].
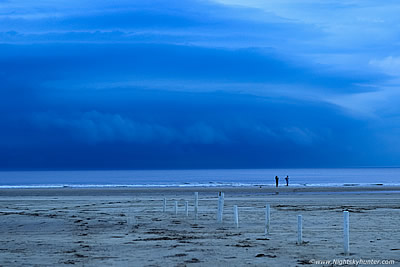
[1, 186, 399, 266]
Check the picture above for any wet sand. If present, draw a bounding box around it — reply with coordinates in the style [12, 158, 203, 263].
[0, 186, 399, 266]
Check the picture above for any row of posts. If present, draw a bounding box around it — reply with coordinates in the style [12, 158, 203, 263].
[162, 192, 350, 255]
[163, 192, 199, 219]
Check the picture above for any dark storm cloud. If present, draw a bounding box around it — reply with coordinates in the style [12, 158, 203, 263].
[0, 0, 399, 169]
[0, 43, 380, 93]
[0, 84, 378, 169]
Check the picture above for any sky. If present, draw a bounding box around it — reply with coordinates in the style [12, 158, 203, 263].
[1, 0, 400, 169]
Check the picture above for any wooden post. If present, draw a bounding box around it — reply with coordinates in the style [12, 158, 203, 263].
[217, 192, 224, 223]
[163, 198, 166, 213]
[343, 211, 349, 255]
[194, 192, 199, 220]
[233, 205, 239, 228]
[265, 204, 270, 235]
[174, 201, 178, 215]
[185, 201, 189, 217]
[297, 215, 303, 244]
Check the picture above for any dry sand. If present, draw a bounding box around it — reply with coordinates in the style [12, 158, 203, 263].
[0, 186, 399, 266]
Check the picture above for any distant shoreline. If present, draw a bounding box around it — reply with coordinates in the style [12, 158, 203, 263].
[1, 169, 400, 190]
[1, 185, 400, 196]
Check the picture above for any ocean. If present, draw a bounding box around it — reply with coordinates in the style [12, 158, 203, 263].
[0, 168, 399, 188]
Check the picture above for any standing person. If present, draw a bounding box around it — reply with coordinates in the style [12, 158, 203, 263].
[275, 176, 279, 187]
[285, 175, 289, 186]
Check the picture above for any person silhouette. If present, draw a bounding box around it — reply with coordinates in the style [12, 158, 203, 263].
[275, 176, 279, 187]
[285, 175, 289, 186]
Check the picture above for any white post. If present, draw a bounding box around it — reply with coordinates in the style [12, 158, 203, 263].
[185, 201, 189, 217]
[265, 204, 270, 235]
[297, 215, 303, 244]
[217, 192, 224, 223]
[163, 198, 166, 213]
[127, 215, 136, 227]
[217, 193, 221, 223]
[127, 208, 136, 228]
[343, 211, 350, 255]
[194, 192, 199, 220]
[233, 205, 239, 228]
[174, 201, 178, 215]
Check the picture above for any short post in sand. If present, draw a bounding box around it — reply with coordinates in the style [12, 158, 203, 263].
[174, 201, 178, 215]
[233, 205, 239, 228]
[163, 198, 167, 213]
[217, 192, 225, 223]
[343, 211, 350, 255]
[194, 192, 199, 220]
[126, 208, 136, 228]
[297, 215, 303, 244]
[265, 204, 270, 235]
[185, 201, 189, 217]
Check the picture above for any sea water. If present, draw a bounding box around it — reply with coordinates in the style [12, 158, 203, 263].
[0, 168, 399, 188]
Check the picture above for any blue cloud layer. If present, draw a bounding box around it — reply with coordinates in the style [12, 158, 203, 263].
[0, 0, 399, 169]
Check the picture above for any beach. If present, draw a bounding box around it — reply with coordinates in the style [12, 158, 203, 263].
[1, 186, 399, 266]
